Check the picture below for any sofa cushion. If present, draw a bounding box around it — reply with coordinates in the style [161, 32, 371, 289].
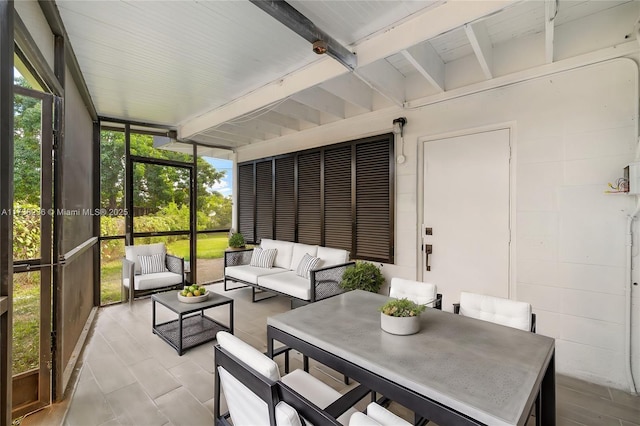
[258, 271, 310, 301]
[249, 247, 277, 268]
[316, 246, 349, 267]
[260, 239, 295, 269]
[296, 253, 321, 279]
[139, 253, 168, 274]
[125, 243, 166, 275]
[122, 271, 182, 291]
[226, 265, 288, 285]
[289, 243, 318, 270]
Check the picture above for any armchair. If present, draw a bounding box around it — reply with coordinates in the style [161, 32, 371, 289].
[121, 242, 184, 306]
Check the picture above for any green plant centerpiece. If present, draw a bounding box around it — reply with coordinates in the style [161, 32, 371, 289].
[379, 298, 425, 335]
[340, 261, 385, 293]
[228, 232, 246, 249]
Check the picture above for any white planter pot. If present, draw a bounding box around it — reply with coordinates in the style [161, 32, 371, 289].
[380, 312, 420, 335]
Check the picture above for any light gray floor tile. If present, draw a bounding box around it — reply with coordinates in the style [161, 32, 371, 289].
[610, 387, 640, 411]
[63, 368, 115, 426]
[108, 334, 154, 366]
[155, 387, 214, 426]
[104, 382, 169, 426]
[558, 387, 640, 425]
[168, 360, 215, 403]
[557, 374, 613, 400]
[87, 345, 137, 395]
[557, 400, 622, 426]
[129, 359, 181, 400]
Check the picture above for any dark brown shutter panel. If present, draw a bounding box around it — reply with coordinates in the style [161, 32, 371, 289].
[255, 160, 273, 243]
[237, 163, 255, 243]
[275, 156, 295, 242]
[355, 139, 390, 261]
[297, 151, 321, 245]
[324, 146, 352, 252]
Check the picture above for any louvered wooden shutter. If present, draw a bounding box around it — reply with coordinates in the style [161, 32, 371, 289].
[237, 163, 255, 243]
[297, 151, 321, 245]
[324, 145, 352, 252]
[275, 156, 295, 241]
[355, 139, 392, 261]
[255, 160, 273, 243]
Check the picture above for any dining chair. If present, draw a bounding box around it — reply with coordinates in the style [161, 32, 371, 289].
[349, 403, 412, 426]
[214, 331, 369, 426]
[389, 278, 442, 309]
[453, 291, 536, 332]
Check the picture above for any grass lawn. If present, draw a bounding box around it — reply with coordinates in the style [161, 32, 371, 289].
[12, 272, 40, 375]
[100, 232, 229, 305]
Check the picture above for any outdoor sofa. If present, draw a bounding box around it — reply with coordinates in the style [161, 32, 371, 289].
[224, 239, 355, 305]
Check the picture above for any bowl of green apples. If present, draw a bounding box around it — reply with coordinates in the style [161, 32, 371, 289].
[177, 284, 209, 303]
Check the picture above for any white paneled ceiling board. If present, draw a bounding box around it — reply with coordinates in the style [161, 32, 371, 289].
[52, 0, 638, 152]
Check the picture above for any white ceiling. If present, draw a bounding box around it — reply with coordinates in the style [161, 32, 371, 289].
[54, 0, 636, 157]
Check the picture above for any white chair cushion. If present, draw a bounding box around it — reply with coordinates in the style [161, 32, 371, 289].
[290, 243, 319, 270]
[365, 403, 411, 426]
[122, 271, 182, 291]
[389, 278, 437, 306]
[349, 412, 382, 426]
[261, 239, 295, 269]
[218, 367, 302, 426]
[316, 246, 349, 267]
[217, 331, 280, 381]
[225, 265, 288, 285]
[459, 292, 532, 331]
[280, 369, 358, 425]
[258, 271, 310, 301]
[125, 243, 166, 275]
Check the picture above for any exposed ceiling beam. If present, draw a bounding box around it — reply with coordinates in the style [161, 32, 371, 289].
[179, 1, 514, 139]
[257, 110, 301, 131]
[193, 133, 244, 148]
[233, 118, 285, 137]
[401, 43, 445, 93]
[274, 99, 322, 125]
[206, 126, 263, 143]
[249, 0, 356, 70]
[292, 87, 345, 118]
[355, 60, 405, 106]
[220, 122, 276, 140]
[545, 0, 556, 64]
[320, 74, 373, 111]
[465, 21, 493, 80]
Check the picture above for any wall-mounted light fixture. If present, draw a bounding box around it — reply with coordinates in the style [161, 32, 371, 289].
[393, 117, 407, 164]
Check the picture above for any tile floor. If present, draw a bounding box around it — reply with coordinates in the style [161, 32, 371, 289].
[18, 283, 640, 426]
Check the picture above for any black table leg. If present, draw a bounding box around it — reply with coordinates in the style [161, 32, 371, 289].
[229, 300, 234, 334]
[540, 351, 556, 426]
[178, 312, 183, 355]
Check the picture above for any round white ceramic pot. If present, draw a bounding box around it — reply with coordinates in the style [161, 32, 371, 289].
[380, 312, 420, 335]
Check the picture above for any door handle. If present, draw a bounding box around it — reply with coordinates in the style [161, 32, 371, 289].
[425, 244, 432, 271]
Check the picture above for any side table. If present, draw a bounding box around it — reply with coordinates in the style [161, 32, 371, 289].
[152, 290, 234, 355]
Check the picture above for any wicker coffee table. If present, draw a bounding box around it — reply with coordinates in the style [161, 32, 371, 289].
[152, 290, 233, 355]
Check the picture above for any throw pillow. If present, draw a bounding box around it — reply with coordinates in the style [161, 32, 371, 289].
[296, 253, 321, 279]
[138, 253, 168, 274]
[250, 247, 277, 268]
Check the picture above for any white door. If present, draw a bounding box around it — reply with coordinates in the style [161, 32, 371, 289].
[423, 128, 511, 311]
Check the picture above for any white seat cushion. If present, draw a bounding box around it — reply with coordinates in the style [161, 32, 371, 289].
[365, 403, 411, 426]
[289, 243, 319, 270]
[281, 369, 358, 425]
[258, 271, 310, 301]
[459, 292, 532, 331]
[125, 242, 166, 275]
[261, 239, 295, 269]
[349, 413, 381, 426]
[316, 246, 349, 267]
[122, 271, 182, 291]
[218, 368, 301, 426]
[217, 331, 280, 380]
[226, 265, 288, 285]
[389, 278, 437, 306]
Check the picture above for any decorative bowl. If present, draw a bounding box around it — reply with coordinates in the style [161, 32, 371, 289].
[380, 312, 420, 335]
[177, 290, 209, 303]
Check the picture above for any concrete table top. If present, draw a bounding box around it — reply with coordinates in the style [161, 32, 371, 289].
[267, 290, 555, 425]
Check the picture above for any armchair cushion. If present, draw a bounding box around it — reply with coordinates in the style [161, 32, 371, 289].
[138, 253, 168, 274]
[123, 271, 183, 291]
[124, 242, 166, 275]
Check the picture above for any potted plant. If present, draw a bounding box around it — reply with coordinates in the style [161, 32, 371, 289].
[228, 232, 246, 249]
[379, 298, 426, 335]
[340, 261, 385, 293]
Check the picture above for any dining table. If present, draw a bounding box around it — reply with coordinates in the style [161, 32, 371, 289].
[266, 289, 555, 426]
